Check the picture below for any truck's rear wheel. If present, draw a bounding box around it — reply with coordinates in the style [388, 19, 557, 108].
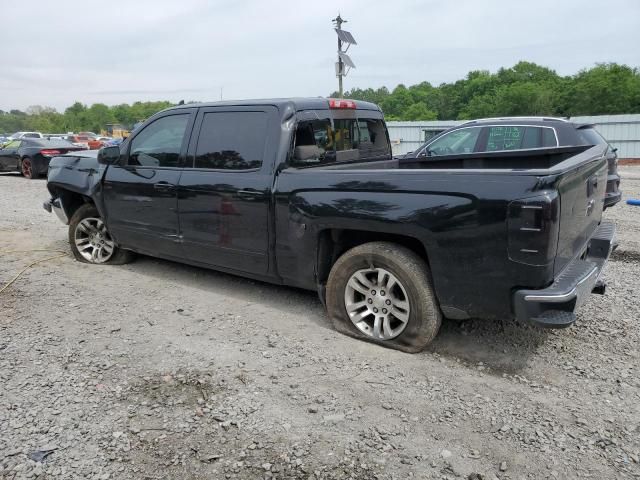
[326, 242, 441, 353]
[68, 204, 134, 265]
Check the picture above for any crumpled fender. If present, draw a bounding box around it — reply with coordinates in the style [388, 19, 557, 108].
[46, 151, 108, 218]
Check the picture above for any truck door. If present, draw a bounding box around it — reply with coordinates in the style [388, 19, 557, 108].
[102, 110, 195, 258]
[177, 106, 277, 276]
[0, 140, 21, 171]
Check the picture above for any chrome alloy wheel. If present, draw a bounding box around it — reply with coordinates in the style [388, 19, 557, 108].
[344, 267, 411, 340]
[74, 217, 115, 263]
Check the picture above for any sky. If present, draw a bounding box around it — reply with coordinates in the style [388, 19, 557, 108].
[1, 0, 639, 112]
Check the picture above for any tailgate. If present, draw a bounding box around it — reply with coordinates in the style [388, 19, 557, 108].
[554, 152, 608, 275]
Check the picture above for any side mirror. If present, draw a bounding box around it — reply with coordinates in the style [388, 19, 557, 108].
[97, 146, 121, 165]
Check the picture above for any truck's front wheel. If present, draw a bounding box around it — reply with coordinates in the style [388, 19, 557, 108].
[68, 204, 134, 265]
[326, 242, 441, 353]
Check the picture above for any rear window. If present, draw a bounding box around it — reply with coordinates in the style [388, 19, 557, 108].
[23, 133, 40, 138]
[292, 116, 389, 166]
[577, 127, 607, 146]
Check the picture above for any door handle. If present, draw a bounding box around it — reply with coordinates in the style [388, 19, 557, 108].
[154, 182, 176, 191]
[237, 189, 265, 200]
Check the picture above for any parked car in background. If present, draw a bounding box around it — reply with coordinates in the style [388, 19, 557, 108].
[99, 137, 125, 147]
[0, 138, 83, 178]
[44, 133, 71, 140]
[398, 117, 622, 209]
[66, 134, 104, 150]
[9, 131, 44, 140]
[573, 129, 622, 209]
[44, 98, 615, 352]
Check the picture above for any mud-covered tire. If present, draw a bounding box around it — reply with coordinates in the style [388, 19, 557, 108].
[326, 241, 441, 353]
[68, 204, 134, 265]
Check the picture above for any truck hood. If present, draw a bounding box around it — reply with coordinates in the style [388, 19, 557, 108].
[49, 149, 99, 167]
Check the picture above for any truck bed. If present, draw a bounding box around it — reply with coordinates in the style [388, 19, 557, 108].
[323, 145, 594, 172]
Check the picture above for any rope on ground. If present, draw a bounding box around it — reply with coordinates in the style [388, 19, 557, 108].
[0, 250, 68, 295]
[1, 249, 68, 254]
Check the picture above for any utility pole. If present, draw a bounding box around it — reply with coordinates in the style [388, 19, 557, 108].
[335, 14, 344, 97]
[332, 14, 357, 98]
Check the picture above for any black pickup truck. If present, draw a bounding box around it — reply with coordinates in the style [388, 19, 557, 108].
[44, 98, 615, 353]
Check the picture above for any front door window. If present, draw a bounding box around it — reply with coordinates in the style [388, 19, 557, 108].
[426, 128, 481, 156]
[129, 114, 189, 167]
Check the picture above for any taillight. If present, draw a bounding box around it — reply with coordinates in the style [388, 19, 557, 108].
[329, 99, 356, 109]
[507, 192, 559, 265]
[40, 149, 61, 156]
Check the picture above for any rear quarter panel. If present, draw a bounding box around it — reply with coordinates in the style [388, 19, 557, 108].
[274, 168, 559, 320]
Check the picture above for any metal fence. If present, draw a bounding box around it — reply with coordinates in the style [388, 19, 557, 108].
[387, 114, 640, 159]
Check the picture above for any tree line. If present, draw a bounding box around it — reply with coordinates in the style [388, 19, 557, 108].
[333, 62, 640, 120]
[0, 101, 174, 135]
[1, 62, 638, 134]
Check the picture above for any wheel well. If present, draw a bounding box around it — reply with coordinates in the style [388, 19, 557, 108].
[50, 188, 94, 220]
[316, 229, 429, 285]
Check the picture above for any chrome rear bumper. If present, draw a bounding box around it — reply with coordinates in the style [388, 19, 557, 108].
[513, 220, 616, 328]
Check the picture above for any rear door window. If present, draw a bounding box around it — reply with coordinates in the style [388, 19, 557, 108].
[542, 128, 557, 147]
[191, 111, 268, 170]
[486, 126, 525, 151]
[484, 126, 558, 152]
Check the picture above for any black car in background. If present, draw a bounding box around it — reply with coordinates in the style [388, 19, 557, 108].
[399, 117, 622, 209]
[0, 138, 84, 179]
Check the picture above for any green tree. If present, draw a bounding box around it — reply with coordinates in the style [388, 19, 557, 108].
[562, 63, 640, 115]
[402, 103, 437, 121]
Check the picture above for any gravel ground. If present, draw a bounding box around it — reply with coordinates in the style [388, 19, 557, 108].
[1, 168, 639, 480]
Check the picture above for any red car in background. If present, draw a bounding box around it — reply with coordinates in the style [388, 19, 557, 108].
[66, 135, 104, 150]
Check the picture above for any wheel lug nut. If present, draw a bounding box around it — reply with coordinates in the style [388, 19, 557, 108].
[373, 308, 378, 313]
[380, 291, 385, 296]
[371, 290, 376, 295]
[367, 299, 373, 304]
[382, 308, 387, 314]
[385, 300, 391, 305]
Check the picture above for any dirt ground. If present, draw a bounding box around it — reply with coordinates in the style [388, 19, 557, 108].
[1, 168, 639, 480]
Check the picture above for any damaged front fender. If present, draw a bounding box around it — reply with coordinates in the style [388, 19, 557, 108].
[45, 150, 109, 223]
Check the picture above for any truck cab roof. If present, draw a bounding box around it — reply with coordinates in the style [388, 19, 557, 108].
[162, 98, 382, 114]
